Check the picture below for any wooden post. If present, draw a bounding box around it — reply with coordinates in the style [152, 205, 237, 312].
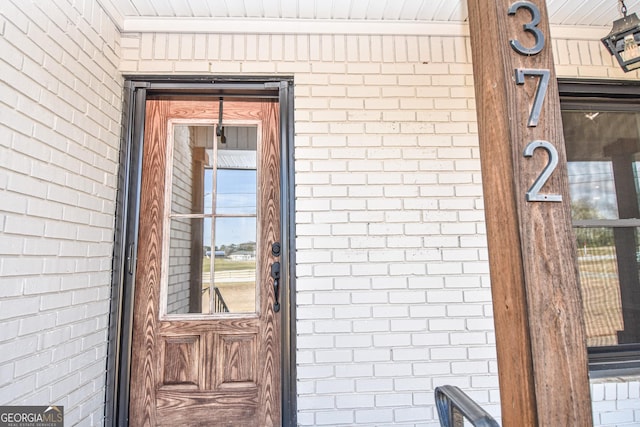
[466, 1, 593, 425]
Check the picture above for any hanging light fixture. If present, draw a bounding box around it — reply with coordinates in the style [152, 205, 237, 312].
[601, 0, 640, 72]
[216, 97, 226, 144]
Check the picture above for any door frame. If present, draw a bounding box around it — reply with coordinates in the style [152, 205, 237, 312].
[106, 76, 297, 427]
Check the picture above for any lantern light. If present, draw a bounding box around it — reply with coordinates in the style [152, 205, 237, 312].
[601, 0, 640, 72]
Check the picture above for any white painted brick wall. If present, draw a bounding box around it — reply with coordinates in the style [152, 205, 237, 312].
[0, 0, 121, 425]
[552, 38, 640, 79]
[0, 10, 627, 426]
[592, 378, 640, 426]
[166, 126, 194, 315]
[119, 31, 639, 426]
[120, 32, 497, 426]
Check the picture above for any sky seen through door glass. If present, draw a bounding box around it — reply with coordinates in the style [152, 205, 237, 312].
[204, 167, 257, 247]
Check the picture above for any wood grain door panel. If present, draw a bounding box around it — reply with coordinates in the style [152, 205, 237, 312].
[155, 391, 258, 427]
[217, 333, 258, 387]
[130, 99, 281, 426]
[158, 334, 202, 390]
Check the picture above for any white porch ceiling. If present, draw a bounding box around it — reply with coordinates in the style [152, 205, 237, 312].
[98, 0, 640, 34]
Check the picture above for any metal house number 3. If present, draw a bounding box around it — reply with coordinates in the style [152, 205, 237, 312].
[509, 0, 562, 203]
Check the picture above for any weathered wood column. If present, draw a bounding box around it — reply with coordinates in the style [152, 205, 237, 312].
[466, 1, 593, 425]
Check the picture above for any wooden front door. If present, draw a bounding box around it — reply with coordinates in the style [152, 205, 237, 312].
[129, 99, 281, 426]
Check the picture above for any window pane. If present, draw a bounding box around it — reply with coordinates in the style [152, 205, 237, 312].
[166, 217, 209, 315]
[216, 126, 258, 215]
[164, 216, 258, 315]
[213, 217, 257, 313]
[216, 169, 257, 215]
[574, 227, 623, 347]
[165, 125, 260, 317]
[564, 108, 640, 347]
[171, 125, 214, 215]
[568, 161, 618, 220]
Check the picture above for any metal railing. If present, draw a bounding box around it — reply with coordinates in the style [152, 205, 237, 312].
[213, 287, 230, 313]
[435, 385, 500, 427]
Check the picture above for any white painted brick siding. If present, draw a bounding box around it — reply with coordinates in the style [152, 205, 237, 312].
[592, 379, 640, 427]
[3, 3, 640, 425]
[120, 31, 497, 426]
[118, 30, 639, 426]
[166, 126, 194, 315]
[0, 0, 121, 425]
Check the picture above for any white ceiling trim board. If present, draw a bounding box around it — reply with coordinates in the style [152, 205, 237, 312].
[123, 18, 469, 36]
[121, 17, 610, 41]
[122, 17, 470, 36]
[550, 24, 611, 40]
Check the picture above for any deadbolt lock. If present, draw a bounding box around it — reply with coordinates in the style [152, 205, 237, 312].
[271, 242, 281, 257]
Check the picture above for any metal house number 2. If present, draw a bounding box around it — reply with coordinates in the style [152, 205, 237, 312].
[509, 0, 562, 202]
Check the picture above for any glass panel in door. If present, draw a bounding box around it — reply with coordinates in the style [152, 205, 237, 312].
[164, 124, 258, 316]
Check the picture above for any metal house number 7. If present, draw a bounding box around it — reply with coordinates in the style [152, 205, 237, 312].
[509, 0, 562, 203]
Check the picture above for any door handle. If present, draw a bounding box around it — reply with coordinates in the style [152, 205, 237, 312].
[271, 261, 280, 312]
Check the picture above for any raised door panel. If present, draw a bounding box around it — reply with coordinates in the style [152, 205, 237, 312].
[216, 333, 258, 388]
[158, 334, 202, 390]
